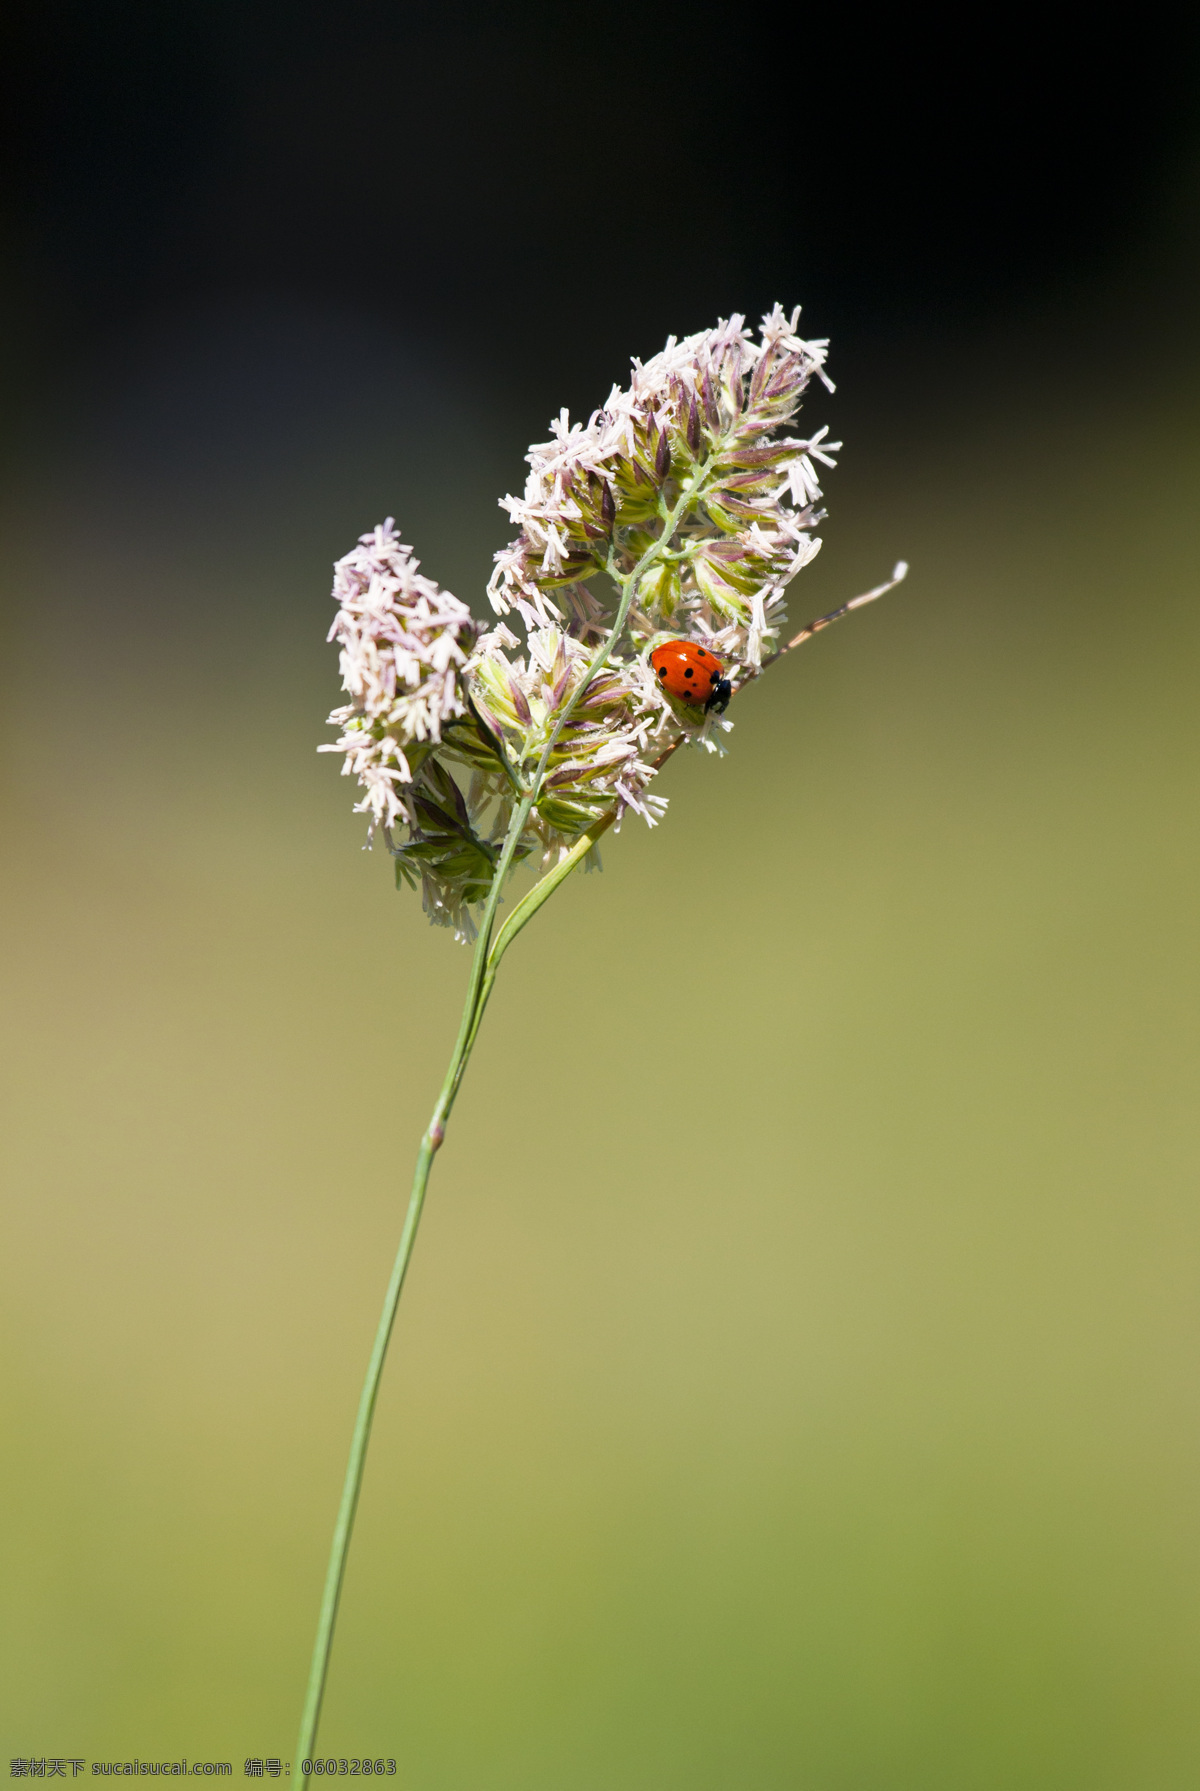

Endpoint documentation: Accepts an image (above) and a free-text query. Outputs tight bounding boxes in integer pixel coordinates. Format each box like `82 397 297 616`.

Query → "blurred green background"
4 6 1200 1783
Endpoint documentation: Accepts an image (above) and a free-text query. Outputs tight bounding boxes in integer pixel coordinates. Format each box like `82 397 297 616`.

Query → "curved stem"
294 494 700 1763
450 809 620 1099
293 813 612 1764
294 1129 437 1765
295 453 847 1764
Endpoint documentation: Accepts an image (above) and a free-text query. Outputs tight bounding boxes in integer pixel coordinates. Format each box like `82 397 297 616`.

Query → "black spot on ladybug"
684 666 694 678
658 665 667 678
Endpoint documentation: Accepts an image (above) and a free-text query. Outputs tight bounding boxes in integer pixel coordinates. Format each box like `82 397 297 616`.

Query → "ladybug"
649 639 732 713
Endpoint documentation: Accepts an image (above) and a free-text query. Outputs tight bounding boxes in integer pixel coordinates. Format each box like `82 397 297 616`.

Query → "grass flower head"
301 308 905 1767
322 309 880 939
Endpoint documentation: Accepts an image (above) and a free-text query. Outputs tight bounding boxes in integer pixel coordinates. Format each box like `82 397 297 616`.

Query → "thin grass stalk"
294 460 721 1764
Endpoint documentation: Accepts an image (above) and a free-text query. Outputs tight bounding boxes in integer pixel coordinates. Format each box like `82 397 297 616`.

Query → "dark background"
4 5 1200 1780
5 1 1200 423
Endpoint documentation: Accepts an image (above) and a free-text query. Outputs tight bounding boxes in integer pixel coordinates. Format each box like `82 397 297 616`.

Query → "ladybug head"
706 676 732 715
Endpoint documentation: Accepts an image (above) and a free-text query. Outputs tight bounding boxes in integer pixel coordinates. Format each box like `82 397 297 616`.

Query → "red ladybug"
649 639 732 713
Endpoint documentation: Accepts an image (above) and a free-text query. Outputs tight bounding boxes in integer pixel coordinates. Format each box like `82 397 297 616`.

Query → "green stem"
296 458 717 1766
294 809 522 1766
293 1127 436 1767
451 809 619 1098
293 817 613 1768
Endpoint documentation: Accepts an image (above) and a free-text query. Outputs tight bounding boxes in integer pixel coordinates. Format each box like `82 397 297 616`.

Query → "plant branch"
293 471 714 1765
296 392 898 1758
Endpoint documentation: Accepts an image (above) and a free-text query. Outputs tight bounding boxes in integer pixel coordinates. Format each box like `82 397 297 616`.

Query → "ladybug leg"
706 677 732 714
